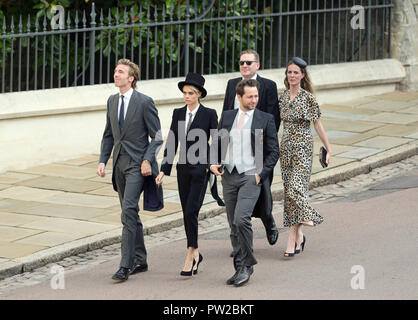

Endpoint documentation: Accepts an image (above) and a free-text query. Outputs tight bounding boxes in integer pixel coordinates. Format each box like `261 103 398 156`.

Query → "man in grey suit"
97 58 163 281
211 79 279 287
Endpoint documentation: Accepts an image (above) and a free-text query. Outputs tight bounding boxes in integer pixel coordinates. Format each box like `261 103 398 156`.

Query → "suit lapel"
178 106 187 134
256 75 265 109
225 109 238 132
251 109 263 155
110 94 120 139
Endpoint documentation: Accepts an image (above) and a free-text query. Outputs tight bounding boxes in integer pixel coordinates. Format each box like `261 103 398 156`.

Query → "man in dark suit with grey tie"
97 58 163 282
223 49 280 250
211 79 279 287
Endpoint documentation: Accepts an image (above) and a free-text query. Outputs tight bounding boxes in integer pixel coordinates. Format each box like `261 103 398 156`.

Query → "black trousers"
176 164 208 248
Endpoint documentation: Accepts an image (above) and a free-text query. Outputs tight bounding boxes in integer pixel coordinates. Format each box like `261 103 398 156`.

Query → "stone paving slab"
353 136 414 149
58 155 101 166
0 199 44 213
320 118 384 133
320 104 379 115
0 243 47 260
0 172 40 185
0 184 10 191
0 186 62 202
353 99 417 112
16 176 106 193
19 217 118 238
0 212 46 227
372 91 418 101
0 226 44 242
397 105 418 114
16 164 97 180
13 203 116 220
335 147 384 159
15 232 84 248
321 110 369 121
39 192 119 209
363 112 418 125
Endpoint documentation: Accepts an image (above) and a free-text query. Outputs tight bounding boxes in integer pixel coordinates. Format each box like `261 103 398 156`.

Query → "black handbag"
319 146 328 168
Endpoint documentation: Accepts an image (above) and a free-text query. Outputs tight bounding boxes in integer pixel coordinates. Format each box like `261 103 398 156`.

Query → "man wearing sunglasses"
222 49 280 132
222 49 280 254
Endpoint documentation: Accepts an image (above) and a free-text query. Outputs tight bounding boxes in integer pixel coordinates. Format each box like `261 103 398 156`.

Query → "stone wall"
391 0 418 91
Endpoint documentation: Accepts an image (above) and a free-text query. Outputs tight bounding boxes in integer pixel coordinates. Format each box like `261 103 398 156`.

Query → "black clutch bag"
319 146 328 168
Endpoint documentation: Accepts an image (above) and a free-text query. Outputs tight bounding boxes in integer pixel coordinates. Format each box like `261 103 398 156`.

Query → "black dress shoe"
226 269 240 285
234 266 254 287
267 229 279 245
129 263 148 275
112 267 129 281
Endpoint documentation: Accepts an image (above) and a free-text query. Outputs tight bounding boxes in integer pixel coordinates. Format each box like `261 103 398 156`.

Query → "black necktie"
119 95 125 128
186 112 193 133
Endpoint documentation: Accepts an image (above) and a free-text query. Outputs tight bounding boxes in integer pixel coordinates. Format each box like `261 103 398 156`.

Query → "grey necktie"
186 112 193 133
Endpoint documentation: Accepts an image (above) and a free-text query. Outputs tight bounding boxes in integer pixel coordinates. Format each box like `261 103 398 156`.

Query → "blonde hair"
117 58 140 89
284 61 315 94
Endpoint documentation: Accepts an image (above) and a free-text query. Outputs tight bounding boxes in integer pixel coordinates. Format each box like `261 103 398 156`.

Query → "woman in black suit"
156 72 218 276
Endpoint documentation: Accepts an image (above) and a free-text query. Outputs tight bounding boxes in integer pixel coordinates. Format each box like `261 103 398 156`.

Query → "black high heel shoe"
193 253 203 275
180 258 196 276
295 235 306 254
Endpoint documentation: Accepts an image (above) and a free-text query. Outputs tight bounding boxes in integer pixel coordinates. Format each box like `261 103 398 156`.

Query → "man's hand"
210 164 224 176
141 160 152 176
97 163 106 177
255 173 261 185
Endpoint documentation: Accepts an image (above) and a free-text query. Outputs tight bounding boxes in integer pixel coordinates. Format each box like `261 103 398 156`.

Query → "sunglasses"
239 60 257 66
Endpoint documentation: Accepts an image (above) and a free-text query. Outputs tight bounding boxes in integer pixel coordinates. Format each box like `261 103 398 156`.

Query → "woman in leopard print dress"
279 57 332 258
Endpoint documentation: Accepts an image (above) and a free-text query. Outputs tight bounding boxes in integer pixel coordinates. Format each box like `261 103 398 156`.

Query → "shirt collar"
238 107 254 118
242 74 258 80
120 87 134 100
187 104 200 116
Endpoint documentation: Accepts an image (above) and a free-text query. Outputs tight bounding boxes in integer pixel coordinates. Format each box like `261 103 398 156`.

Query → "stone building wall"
392 0 418 90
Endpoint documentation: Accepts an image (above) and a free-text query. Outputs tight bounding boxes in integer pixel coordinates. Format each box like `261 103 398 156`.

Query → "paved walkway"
0 90 417 279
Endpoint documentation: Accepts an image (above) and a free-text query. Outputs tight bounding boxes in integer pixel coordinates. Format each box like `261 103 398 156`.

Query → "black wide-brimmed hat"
178 72 207 98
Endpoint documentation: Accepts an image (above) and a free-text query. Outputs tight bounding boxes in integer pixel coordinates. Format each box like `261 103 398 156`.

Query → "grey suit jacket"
99 89 163 210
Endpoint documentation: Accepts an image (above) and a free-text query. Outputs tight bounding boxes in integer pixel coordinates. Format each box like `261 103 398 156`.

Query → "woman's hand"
326 151 331 165
155 172 165 186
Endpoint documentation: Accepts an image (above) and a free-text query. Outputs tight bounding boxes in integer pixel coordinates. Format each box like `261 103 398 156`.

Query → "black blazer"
161 104 218 176
222 74 280 131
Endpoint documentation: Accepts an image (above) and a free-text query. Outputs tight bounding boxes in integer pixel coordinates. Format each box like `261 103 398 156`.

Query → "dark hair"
284 60 315 94
236 79 260 96
117 58 140 89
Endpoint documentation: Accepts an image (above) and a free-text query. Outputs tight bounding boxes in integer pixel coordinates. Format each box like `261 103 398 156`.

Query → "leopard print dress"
279 88 324 227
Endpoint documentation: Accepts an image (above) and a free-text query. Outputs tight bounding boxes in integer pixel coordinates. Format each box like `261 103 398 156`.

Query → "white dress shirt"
237 107 255 127
185 104 200 135
118 87 134 121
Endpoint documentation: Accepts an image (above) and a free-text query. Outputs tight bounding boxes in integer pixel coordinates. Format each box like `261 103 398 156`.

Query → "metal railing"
0 0 393 93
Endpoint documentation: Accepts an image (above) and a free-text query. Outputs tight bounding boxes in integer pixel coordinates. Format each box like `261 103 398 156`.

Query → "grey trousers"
114 153 147 269
221 169 261 270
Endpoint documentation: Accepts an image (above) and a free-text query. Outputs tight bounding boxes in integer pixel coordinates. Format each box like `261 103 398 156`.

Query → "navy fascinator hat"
291 57 308 68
